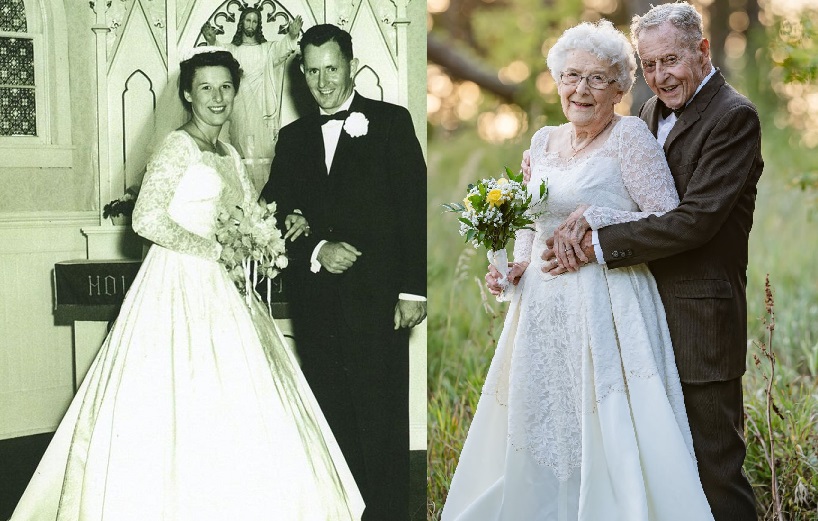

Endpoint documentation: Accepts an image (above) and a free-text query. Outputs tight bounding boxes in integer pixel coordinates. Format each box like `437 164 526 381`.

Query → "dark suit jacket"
597 71 763 383
261 93 426 334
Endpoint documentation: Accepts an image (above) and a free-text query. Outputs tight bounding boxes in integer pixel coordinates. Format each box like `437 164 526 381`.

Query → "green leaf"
507 167 523 183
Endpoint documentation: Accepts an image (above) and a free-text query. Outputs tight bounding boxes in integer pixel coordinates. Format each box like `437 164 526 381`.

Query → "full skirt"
11 245 364 520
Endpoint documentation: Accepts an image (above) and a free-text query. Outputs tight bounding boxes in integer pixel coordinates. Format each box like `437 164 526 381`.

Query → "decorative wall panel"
0 35 36 136
0 0 26 32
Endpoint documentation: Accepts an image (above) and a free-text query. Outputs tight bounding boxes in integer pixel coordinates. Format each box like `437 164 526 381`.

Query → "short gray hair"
631 2 704 52
546 20 636 93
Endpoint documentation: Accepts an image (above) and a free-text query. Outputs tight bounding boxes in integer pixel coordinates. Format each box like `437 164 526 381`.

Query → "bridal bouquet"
443 167 547 297
215 201 288 312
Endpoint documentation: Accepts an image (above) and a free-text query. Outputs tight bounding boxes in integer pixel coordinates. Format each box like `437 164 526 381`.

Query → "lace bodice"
133 131 257 260
512 116 679 265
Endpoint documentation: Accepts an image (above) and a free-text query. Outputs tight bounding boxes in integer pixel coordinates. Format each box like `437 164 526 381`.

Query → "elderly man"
513 3 762 519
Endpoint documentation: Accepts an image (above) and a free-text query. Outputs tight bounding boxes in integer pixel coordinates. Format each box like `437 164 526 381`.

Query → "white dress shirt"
319 93 356 172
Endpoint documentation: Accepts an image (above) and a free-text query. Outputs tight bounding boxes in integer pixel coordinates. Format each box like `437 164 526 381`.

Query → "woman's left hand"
284 212 310 241
553 204 590 271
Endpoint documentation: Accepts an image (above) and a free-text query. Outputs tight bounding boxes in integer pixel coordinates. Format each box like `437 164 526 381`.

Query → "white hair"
631 2 704 51
546 19 637 93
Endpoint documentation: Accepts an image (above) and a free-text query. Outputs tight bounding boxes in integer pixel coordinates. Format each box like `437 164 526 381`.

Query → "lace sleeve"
512 229 534 263
228 143 258 205
512 126 552 262
132 132 222 260
583 118 679 229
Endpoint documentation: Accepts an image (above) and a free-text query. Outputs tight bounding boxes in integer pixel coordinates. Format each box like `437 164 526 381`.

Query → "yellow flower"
463 196 473 210
487 188 503 207
496 178 509 185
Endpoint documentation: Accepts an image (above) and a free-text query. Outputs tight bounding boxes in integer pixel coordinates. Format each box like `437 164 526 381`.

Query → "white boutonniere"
343 112 369 138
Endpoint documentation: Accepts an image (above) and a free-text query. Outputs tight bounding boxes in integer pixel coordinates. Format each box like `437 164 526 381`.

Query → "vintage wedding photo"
428 0 817 520
0 0 426 520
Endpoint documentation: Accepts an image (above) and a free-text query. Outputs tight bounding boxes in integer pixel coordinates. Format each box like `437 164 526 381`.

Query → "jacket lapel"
305 113 329 176
642 96 660 137
328 92 364 178
663 70 725 153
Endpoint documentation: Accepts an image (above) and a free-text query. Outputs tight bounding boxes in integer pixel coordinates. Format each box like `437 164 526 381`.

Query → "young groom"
261 24 426 520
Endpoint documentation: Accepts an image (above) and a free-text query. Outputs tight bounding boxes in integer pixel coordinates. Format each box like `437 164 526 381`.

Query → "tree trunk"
625 0 656 114
709 0 731 80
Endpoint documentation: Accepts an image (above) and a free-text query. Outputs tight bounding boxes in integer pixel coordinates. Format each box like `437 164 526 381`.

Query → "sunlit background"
428 0 818 147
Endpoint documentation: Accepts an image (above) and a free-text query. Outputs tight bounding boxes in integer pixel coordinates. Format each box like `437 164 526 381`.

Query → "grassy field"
426 123 818 520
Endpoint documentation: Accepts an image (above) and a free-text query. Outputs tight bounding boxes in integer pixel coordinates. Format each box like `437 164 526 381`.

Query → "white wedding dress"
11 131 364 521
442 117 714 521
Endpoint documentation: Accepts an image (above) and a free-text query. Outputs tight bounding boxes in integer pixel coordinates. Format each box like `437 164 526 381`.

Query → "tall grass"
427 126 818 520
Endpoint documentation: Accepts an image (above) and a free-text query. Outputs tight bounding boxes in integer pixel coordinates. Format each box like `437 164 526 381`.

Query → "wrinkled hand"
485 261 528 296
283 213 309 241
288 15 303 39
394 300 427 329
541 233 595 275
201 22 217 45
552 204 590 270
317 241 362 274
521 149 531 185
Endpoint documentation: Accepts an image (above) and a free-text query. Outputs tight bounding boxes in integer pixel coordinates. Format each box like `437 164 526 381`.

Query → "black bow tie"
660 103 684 119
318 110 350 125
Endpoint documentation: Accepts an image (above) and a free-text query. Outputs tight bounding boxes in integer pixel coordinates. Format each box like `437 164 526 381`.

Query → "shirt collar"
685 65 716 108
319 92 356 116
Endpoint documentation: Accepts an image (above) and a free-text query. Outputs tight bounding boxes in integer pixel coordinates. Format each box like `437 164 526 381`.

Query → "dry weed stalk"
752 274 785 521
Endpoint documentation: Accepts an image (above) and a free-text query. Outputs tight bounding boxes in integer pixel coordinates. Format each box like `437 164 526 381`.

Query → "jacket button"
626 249 633 256
328 226 334 233
612 251 620 258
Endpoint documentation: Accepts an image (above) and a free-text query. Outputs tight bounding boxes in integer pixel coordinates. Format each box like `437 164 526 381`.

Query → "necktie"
318 110 350 125
660 103 684 119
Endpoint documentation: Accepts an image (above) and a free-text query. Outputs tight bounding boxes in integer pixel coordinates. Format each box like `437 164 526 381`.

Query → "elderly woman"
441 21 714 521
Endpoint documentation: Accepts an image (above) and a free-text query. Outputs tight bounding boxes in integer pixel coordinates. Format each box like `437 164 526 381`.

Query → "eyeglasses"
640 54 682 73
559 71 616 90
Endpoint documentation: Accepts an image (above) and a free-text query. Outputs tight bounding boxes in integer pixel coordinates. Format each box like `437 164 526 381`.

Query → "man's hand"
317 241 362 274
521 149 531 184
283 213 309 241
287 15 303 40
542 233 595 275
552 204 590 270
201 22 217 45
485 261 529 296
394 300 427 330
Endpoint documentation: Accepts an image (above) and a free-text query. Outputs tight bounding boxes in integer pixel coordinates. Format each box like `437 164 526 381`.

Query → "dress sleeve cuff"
398 293 426 301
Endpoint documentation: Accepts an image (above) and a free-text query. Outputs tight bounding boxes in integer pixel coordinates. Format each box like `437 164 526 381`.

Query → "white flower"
275 255 289 269
344 112 369 138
